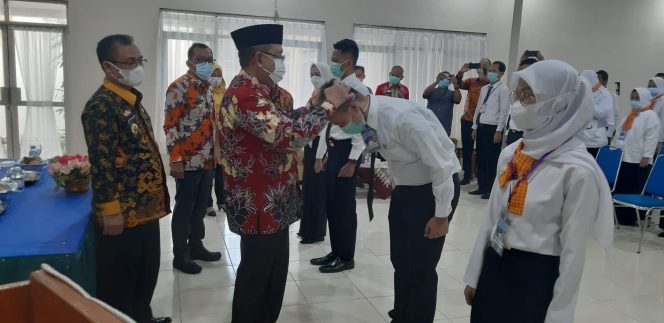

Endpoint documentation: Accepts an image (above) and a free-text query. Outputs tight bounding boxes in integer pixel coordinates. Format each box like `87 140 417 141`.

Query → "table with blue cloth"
0 169 94 294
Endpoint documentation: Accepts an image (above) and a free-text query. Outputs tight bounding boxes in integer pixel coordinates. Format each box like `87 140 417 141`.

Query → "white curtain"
156 11 326 150
14 28 63 158
354 26 487 142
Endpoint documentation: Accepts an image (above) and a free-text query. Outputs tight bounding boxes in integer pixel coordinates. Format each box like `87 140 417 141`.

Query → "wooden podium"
0 270 125 323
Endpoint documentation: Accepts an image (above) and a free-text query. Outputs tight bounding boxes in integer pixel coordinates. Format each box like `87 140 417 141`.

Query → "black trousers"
96 221 160 323
300 137 327 240
389 174 460 323
172 170 213 258
232 229 289 323
587 147 600 158
208 164 225 208
471 248 560 323
614 162 652 225
325 138 357 261
476 124 501 193
460 118 475 180
506 129 524 146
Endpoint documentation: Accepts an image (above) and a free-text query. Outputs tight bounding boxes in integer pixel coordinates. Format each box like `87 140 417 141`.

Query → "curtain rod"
354 24 486 37
160 8 325 25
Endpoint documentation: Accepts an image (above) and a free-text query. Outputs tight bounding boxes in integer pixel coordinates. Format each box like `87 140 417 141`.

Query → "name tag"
490 207 511 257
362 128 380 153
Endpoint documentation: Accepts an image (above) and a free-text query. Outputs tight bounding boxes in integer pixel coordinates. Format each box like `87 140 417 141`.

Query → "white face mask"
261 53 286 84
110 63 144 87
311 75 325 90
510 100 550 131
210 77 224 88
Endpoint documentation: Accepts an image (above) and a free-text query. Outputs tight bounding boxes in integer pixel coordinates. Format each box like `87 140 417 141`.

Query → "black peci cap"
231 24 283 50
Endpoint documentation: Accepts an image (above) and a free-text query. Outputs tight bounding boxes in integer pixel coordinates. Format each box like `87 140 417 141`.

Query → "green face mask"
389 75 401 86
341 114 367 135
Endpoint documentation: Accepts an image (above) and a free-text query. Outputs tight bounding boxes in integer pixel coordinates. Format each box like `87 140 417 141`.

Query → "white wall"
519 0 664 118
66 0 514 153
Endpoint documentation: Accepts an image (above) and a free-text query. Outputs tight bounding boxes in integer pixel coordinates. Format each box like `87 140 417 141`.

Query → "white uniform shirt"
314 73 369 160
472 81 510 131
653 96 664 142
464 140 601 323
612 110 661 164
366 95 461 217
579 87 613 148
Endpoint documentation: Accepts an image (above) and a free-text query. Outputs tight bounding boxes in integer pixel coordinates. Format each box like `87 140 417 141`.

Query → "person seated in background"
611 88 661 226
650 77 664 237
354 65 373 94
463 60 614 323
376 65 409 99
422 71 462 135
456 58 491 185
578 69 614 157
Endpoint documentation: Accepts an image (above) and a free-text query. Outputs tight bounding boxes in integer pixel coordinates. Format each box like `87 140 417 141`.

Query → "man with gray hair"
376 65 410 99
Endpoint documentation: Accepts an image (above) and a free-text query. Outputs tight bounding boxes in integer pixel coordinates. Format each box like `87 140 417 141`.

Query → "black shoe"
319 258 355 273
300 238 324 244
469 189 484 195
459 178 471 185
206 209 217 217
190 244 222 262
658 232 664 238
173 257 202 274
388 309 396 319
310 252 336 266
151 317 172 323
481 193 490 200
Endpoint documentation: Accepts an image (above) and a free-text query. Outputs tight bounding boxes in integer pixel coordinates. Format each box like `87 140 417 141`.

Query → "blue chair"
613 154 664 253
596 146 623 228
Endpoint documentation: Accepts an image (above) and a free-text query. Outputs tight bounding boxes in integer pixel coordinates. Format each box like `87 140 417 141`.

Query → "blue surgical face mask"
649 87 660 97
195 62 213 80
330 60 348 78
487 72 499 83
630 100 643 110
439 80 450 88
341 114 366 135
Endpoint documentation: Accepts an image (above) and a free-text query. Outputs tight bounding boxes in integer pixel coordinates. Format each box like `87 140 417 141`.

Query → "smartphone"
526 50 539 57
468 63 481 69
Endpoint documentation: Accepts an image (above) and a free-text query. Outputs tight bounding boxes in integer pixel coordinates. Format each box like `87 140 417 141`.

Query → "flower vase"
64 177 89 193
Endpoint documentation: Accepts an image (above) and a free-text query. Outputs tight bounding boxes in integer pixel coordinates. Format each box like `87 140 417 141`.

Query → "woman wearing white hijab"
578 69 614 157
299 63 336 243
611 87 661 226
463 60 614 323
647 77 664 153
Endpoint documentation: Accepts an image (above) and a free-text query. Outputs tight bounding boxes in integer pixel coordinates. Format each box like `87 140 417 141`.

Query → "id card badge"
490 206 511 257
617 129 627 142
361 127 380 153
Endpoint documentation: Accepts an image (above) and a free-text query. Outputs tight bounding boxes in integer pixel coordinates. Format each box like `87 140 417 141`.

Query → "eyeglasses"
511 89 536 104
110 58 148 69
193 57 216 64
260 51 286 60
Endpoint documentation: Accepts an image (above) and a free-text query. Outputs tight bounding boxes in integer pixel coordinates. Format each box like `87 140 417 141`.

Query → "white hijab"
633 87 653 107
511 60 614 249
650 77 664 94
313 63 335 85
581 69 600 87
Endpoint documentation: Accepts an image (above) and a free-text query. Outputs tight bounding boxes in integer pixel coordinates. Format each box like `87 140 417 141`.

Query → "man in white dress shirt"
310 39 368 273
319 80 461 323
471 61 510 199
597 70 619 140
578 69 614 157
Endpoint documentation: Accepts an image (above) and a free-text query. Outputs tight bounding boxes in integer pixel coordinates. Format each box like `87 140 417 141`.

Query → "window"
354 25 487 139
157 10 326 149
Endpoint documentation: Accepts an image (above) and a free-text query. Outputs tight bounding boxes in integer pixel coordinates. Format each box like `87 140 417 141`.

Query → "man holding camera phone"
456 58 491 185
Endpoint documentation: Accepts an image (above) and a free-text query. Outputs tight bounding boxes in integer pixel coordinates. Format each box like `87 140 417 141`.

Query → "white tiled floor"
153 180 664 322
